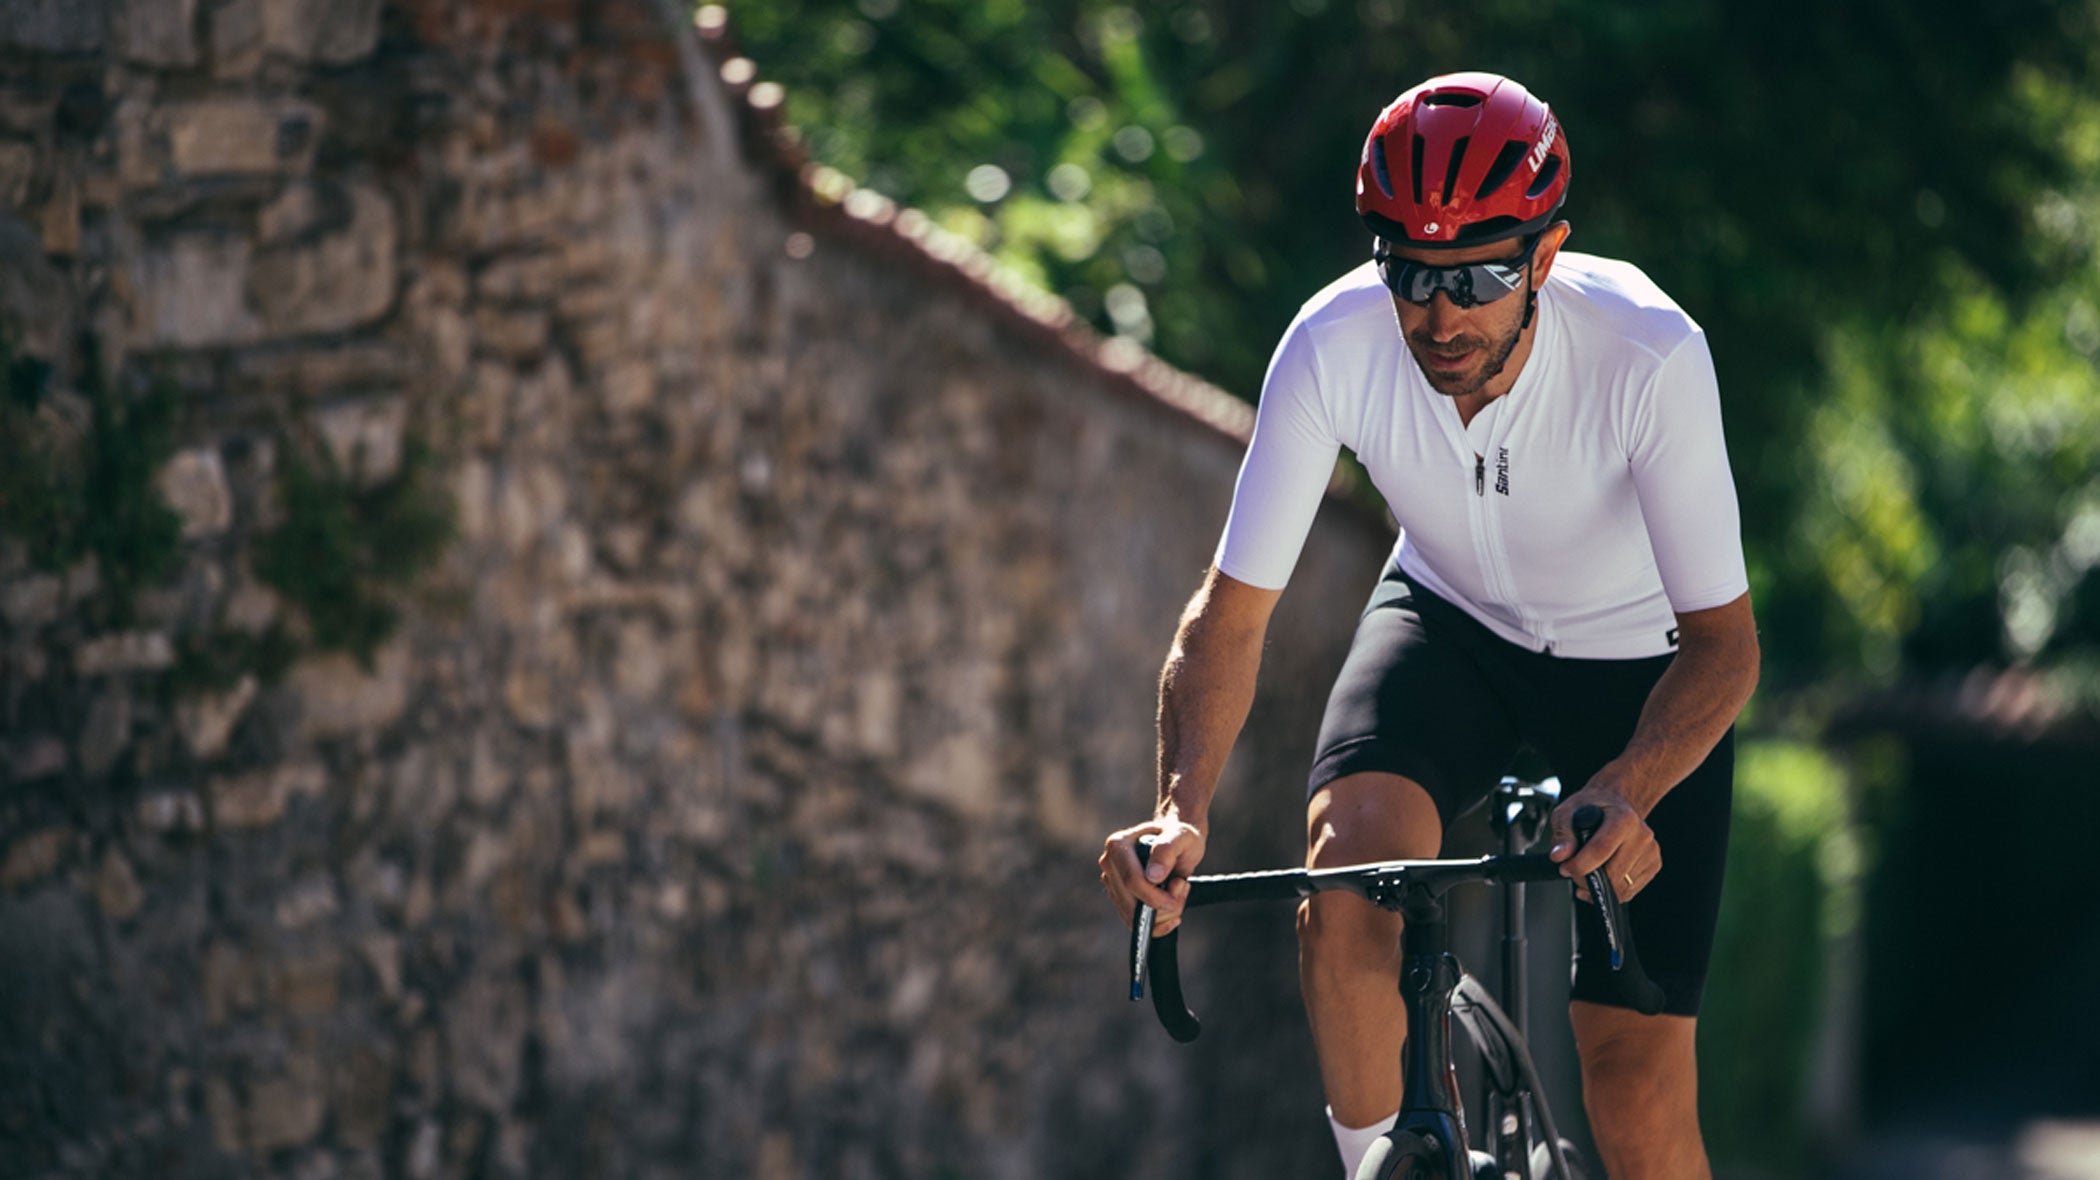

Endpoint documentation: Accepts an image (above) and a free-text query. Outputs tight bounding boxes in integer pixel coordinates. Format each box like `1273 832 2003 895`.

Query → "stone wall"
0 3 1392 1177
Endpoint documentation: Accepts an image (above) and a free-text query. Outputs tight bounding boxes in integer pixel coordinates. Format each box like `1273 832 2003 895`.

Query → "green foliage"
1700 739 1858 1171
0 327 184 624
167 625 301 695
253 438 454 665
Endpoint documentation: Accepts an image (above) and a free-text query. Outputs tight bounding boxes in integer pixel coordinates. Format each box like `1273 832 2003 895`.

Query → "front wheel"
1528 1137 1591 1180
1358 1130 1443 1180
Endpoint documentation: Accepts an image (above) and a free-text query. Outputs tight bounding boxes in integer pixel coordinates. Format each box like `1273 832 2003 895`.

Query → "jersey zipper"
1474 395 1551 651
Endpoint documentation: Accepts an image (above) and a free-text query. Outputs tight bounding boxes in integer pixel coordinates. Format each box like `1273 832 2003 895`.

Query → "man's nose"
1422 292 1467 340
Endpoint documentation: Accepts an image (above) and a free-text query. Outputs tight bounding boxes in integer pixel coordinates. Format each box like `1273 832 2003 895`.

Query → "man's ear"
1531 220 1573 285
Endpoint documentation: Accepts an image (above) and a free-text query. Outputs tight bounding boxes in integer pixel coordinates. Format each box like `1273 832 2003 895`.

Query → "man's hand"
1547 773 1660 902
1099 815 1207 936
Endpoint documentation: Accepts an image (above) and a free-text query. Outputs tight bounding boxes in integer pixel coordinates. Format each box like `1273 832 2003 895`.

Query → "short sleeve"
1625 333 1750 613
1212 322 1341 590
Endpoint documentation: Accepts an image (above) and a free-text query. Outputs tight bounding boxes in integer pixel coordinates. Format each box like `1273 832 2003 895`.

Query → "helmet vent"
1410 134 1425 205
1524 154 1563 200
1370 137 1395 199
1440 136 1469 204
1421 92 1483 108
1477 139 1528 200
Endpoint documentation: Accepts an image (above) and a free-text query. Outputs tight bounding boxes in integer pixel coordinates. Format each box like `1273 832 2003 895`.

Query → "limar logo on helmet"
1424 222 1439 234
1529 113 1559 174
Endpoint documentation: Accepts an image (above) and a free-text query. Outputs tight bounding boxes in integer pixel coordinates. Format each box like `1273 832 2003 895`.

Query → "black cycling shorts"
1307 565 1733 1017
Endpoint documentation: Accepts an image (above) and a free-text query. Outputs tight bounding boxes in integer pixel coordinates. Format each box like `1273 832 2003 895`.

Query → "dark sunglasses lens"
1382 259 1524 307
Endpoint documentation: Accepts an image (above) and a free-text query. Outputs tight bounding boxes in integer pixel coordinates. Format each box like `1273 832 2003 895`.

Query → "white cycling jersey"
1214 251 1748 659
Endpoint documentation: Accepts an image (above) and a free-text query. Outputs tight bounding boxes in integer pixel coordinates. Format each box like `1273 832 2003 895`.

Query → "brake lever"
1129 836 1201 1040
1130 836 1158 1000
1569 805 1666 1016
1569 807 1622 964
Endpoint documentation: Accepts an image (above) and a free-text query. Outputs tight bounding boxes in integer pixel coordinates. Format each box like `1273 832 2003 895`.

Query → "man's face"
1385 234 1544 399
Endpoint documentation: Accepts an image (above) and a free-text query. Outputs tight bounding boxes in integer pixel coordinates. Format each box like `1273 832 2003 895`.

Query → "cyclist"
1099 72 1758 1180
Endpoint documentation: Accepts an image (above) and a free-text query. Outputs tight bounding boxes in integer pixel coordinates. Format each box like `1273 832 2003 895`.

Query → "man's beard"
1409 315 1523 397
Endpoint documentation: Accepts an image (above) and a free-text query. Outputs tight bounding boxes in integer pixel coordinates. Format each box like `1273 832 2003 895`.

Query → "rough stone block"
462 363 511 449
209 760 325 829
445 976 528 1112
114 0 198 66
75 630 176 675
601 361 655 416
1 573 64 628
3 733 67 780
224 577 282 634
427 305 471 382
94 850 144 921
312 396 407 485
36 162 79 255
358 932 402 999
233 340 410 396
250 182 397 337
245 1056 326 1154
273 946 342 1011
264 0 381 64
0 0 107 53
453 458 492 540
902 732 1000 818
136 788 206 833
205 1076 243 1153
273 875 340 930
332 1049 393 1150
208 0 263 76
132 234 264 348
77 684 133 777
256 181 326 244
157 447 234 538
502 664 556 729
290 642 409 740
177 673 258 758
475 253 563 303
472 307 549 362
510 360 574 452
0 826 74 890
166 97 322 177
0 142 36 209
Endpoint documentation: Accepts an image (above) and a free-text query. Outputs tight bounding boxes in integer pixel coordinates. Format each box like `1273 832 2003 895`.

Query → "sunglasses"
1373 236 1539 308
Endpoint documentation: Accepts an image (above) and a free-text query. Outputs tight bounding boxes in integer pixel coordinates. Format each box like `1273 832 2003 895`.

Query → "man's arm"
1098 567 1283 933
1549 591 1759 896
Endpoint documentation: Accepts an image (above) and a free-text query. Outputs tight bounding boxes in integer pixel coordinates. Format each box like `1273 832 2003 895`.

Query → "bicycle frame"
1130 785 1662 1180
1382 856 1576 1180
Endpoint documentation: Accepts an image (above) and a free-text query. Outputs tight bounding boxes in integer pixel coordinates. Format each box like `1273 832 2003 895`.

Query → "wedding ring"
1621 871 1635 889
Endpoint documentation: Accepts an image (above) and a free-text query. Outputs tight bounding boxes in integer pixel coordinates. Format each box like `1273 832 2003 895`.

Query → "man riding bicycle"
1099 72 1759 1180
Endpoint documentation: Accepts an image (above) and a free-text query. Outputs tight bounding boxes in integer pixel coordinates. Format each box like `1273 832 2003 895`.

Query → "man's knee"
1305 771 1442 866
1573 1004 1697 1100
1297 772 1440 977
1572 1002 1705 1173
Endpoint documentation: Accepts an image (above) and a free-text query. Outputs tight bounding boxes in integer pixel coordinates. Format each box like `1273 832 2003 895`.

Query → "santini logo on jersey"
1529 115 1558 174
1495 446 1510 496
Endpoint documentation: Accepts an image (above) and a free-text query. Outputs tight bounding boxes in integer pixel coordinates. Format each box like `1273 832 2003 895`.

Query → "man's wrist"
1156 802 1208 832
1588 759 1664 816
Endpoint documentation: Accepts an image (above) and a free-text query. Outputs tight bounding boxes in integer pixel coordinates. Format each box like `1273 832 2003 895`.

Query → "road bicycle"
1129 777 1665 1180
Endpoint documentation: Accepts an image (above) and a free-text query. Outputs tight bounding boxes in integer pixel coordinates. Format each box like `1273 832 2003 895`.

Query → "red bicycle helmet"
1356 72 1570 250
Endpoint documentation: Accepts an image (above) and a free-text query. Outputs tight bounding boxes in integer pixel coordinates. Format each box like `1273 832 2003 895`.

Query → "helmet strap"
1520 261 1538 330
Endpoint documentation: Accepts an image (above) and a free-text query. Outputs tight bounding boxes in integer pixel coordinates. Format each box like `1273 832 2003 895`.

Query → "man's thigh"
1307 570 1524 827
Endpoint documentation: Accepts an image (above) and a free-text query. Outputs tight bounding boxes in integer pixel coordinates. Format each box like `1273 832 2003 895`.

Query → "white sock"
1328 1105 1399 1180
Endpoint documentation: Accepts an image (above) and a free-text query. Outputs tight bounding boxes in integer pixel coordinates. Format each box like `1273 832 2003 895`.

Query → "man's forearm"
1155 581 1269 826
1602 597 1760 814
